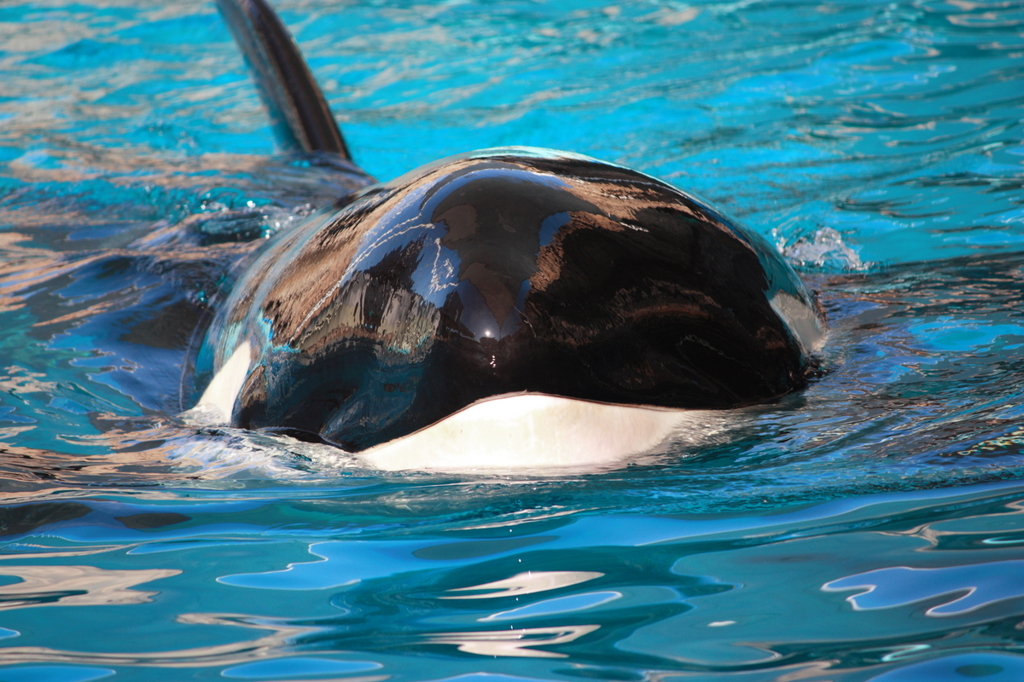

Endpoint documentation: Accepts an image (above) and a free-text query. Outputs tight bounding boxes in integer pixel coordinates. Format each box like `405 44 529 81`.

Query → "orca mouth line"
190 0 827 472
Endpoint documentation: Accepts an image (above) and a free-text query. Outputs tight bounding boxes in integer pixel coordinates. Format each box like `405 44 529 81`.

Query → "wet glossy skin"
200 148 822 451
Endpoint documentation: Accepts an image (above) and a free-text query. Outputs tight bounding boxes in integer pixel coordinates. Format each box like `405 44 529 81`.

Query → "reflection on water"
480 591 621 622
0 612 317 668
425 624 601 658
0 484 1022 675
824 560 1024 616
0 503 91 536
441 571 604 600
867 652 1024 682
221 657 383 680
0 565 179 610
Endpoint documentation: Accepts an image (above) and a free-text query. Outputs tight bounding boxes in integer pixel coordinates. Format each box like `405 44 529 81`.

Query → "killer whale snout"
193 0 826 468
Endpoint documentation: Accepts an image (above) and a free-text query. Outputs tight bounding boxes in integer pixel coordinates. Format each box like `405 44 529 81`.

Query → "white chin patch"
184 341 251 425
357 393 715 473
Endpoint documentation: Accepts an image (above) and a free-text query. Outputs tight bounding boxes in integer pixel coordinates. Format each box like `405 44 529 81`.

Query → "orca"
191 0 825 471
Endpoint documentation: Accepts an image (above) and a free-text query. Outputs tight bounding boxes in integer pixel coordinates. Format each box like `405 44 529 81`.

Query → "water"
1 0 1023 679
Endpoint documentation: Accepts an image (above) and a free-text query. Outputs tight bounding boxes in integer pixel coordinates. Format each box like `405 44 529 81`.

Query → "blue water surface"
1 0 1023 680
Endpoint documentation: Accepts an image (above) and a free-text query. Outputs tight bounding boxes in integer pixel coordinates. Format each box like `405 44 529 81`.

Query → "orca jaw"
189 379 719 473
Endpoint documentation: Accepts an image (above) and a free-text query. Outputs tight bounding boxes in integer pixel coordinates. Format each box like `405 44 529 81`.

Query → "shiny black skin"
217 0 353 159
203 149 820 451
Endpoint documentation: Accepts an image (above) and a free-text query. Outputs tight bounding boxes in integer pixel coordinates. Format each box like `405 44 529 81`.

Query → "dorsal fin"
217 0 352 160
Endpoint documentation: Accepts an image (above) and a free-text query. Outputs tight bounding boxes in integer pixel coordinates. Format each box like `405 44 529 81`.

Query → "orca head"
195 148 825 454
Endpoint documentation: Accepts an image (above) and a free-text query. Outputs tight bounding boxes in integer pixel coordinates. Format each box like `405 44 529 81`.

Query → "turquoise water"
1 0 1024 679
